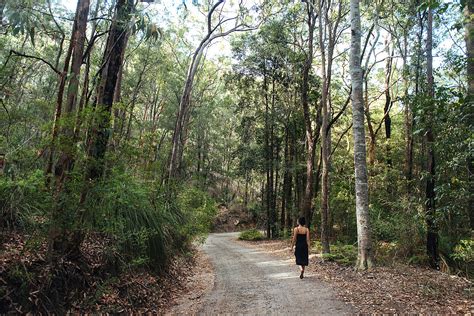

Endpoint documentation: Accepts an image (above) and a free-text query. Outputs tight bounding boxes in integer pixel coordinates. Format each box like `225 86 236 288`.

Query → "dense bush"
451 239 474 277
82 171 216 272
239 229 264 241
178 186 217 241
316 241 358 266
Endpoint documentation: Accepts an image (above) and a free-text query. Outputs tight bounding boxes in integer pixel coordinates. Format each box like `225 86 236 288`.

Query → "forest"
0 0 472 313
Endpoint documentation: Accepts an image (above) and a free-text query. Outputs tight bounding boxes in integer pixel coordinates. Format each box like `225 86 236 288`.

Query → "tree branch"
330 122 352 157
208 0 225 34
9 50 60 75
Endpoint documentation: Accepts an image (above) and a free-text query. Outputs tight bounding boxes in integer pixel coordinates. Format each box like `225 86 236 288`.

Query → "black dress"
295 233 309 266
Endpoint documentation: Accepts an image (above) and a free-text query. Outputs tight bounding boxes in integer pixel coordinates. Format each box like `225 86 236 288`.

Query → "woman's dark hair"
297 217 306 226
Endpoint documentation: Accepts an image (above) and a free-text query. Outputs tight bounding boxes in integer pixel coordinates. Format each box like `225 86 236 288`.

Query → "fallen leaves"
0 231 211 314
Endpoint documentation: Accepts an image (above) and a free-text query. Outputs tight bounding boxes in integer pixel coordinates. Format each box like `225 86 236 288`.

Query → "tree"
167 0 260 180
425 5 438 269
318 0 345 254
464 0 474 230
46 0 91 259
76 0 135 244
300 0 320 229
350 0 374 270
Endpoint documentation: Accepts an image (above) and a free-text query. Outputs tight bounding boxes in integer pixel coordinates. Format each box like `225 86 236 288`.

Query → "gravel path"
199 233 354 315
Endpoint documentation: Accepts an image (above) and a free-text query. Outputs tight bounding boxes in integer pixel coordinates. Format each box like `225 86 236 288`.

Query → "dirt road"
198 233 353 315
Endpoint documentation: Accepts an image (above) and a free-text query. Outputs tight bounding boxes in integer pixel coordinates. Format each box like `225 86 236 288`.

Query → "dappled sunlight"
255 260 287 267
267 247 291 254
268 272 300 280
243 250 267 255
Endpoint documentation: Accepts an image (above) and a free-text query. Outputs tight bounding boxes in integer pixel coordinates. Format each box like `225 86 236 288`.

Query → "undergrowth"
0 169 217 313
239 229 265 241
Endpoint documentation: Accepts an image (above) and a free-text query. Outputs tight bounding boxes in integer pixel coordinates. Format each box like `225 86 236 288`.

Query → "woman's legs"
299 265 305 278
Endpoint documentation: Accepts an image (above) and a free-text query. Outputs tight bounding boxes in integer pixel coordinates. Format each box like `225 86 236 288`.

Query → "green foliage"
239 229 265 241
451 240 474 276
318 242 358 266
81 171 216 272
177 186 217 241
82 173 169 270
0 170 51 230
452 240 474 263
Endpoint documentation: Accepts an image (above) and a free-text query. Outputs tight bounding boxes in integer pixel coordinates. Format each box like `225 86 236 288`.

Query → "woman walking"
290 217 310 279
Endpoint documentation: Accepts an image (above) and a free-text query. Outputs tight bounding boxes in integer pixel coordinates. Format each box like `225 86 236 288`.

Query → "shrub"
177 186 217 241
0 170 51 230
451 239 474 277
83 171 184 272
320 242 357 266
239 229 264 241
83 172 217 273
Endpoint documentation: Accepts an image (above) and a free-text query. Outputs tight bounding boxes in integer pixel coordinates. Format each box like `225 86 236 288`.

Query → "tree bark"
350 0 374 270
383 37 393 169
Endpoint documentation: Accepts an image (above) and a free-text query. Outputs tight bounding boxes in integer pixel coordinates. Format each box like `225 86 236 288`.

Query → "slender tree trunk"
79 0 133 210
74 0 100 143
168 46 205 179
112 32 129 148
45 13 77 185
263 65 271 238
425 8 438 269
47 0 90 259
465 0 474 230
281 125 289 230
319 0 330 254
274 137 280 237
384 37 393 169
403 33 413 186
364 77 376 168
301 2 316 228
53 0 90 186
350 0 374 270
286 121 295 232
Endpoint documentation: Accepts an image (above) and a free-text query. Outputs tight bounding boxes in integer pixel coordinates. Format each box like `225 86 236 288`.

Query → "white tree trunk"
350 0 374 270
